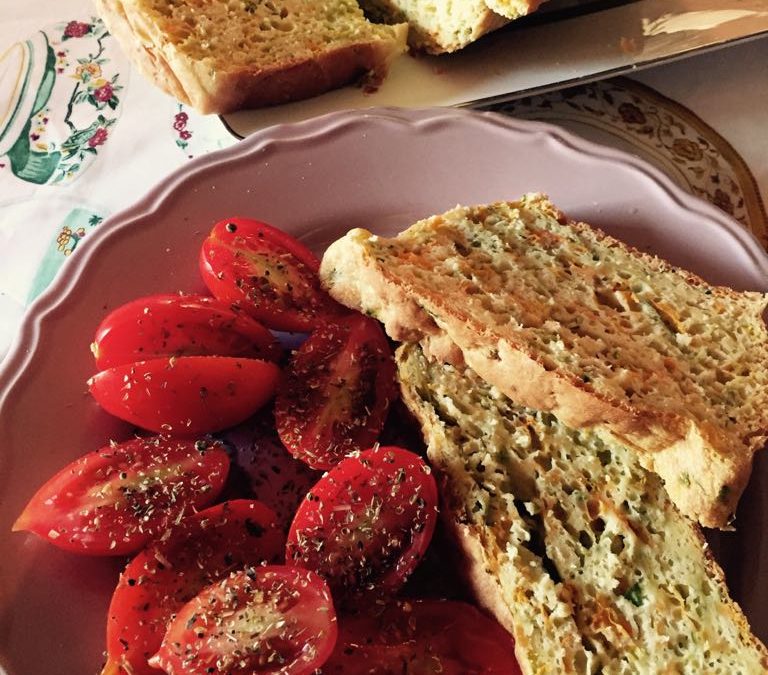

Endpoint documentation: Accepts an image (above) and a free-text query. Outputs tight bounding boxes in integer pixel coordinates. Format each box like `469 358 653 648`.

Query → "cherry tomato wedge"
275 315 397 470
103 500 284 675
321 600 522 674
152 566 338 675
217 410 321 533
91 293 281 369
12 436 228 555
88 356 280 435
199 217 347 332
286 446 437 604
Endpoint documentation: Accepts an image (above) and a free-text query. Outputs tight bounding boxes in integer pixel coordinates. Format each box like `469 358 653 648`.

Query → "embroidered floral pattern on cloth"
0 0 238 358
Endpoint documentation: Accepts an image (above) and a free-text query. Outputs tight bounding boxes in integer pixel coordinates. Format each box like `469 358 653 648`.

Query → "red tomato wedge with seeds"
199 217 347 332
151 566 338 675
12 436 228 555
102 500 284 675
286 446 437 604
91 293 281 369
275 315 397 470
88 356 280 435
321 599 522 674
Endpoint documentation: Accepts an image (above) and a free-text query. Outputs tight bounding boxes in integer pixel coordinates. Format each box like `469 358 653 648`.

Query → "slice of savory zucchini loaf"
397 344 768 674
95 0 407 113
319 194 768 528
360 0 543 53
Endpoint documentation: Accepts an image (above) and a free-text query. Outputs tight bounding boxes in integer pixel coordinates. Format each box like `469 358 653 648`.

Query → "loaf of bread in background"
319 194 768 528
360 0 544 53
397 343 768 674
95 0 407 113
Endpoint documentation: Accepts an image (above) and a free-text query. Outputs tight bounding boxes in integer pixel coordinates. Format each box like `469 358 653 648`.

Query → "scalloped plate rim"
3 106 767 408
2 105 768 673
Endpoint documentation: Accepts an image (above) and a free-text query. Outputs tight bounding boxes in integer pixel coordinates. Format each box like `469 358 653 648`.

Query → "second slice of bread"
397 344 768 674
319 194 768 528
360 0 544 53
95 0 408 113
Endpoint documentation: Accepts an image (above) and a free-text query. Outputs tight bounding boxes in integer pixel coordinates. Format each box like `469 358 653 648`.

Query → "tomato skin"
88 356 280 435
321 600 522 675
104 500 284 675
12 437 228 556
92 293 281 369
199 217 347 332
275 315 398 470
286 446 438 604
152 566 338 675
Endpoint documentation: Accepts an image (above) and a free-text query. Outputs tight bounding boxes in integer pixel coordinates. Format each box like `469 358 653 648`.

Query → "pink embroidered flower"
64 21 91 38
179 130 192 140
88 127 108 148
93 83 114 103
173 112 189 132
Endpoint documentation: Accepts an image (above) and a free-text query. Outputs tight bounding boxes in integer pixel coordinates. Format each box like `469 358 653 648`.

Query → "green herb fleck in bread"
95 0 407 113
319 194 768 528
397 343 768 674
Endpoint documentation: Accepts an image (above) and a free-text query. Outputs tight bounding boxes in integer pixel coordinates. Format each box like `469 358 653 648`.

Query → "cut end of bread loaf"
360 0 543 53
319 195 768 528
95 0 407 113
397 344 768 674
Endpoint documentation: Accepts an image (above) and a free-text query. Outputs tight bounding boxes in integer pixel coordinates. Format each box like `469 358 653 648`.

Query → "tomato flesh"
88 355 280 435
12 436 228 555
275 315 397 470
286 446 437 604
217 410 321 532
321 600 522 674
199 217 346 332
103 500 284 675
152 566 338 675
91 293 281 369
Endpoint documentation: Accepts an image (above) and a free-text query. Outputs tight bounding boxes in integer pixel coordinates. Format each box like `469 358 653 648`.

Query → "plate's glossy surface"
1 107 767 674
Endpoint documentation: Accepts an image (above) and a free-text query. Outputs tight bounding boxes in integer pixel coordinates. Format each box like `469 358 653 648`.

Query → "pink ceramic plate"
1 107 766 673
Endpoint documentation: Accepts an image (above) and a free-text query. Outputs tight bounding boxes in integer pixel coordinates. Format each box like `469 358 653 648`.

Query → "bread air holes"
258 17 293 31
573 650 590 673
589 516 606 540
610 533 625 555
594 287 627 313
532 452 552 472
